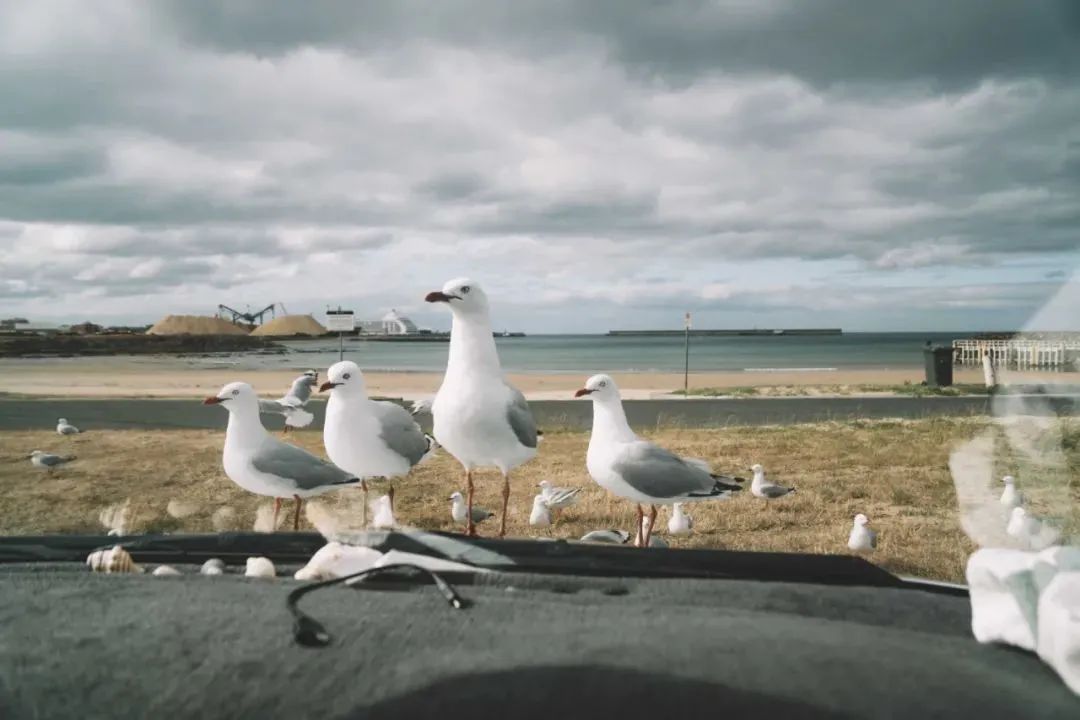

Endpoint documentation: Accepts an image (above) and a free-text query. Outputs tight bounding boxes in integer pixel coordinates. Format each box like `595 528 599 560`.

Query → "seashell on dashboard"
87 545 143 574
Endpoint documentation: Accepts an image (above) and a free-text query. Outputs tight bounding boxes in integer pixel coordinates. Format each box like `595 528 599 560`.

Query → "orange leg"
388 482 395 514
466 470 477 537
361 480 369 527
499 474 511 538
634 505 645 547
643 505 658 547
273 498 282 529
293 495 303 531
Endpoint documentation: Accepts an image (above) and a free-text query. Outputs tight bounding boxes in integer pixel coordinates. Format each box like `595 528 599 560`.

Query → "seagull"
529 494 552 527
320 361 435 523
576 374 743 548
579 529 632 545
56 418 80 436
450 491 495 527
848 514 877 552
750 464 796 504
30 450 76 473
1005 507 1060 549
537 480 582 511
259 370 318 434
370 495 396 530
204 382 360 531
668 503 693 535
426 278 539 537
1000 475 1022 510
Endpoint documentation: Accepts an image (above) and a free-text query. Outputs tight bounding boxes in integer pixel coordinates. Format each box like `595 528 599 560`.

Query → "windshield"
0 1 1077 585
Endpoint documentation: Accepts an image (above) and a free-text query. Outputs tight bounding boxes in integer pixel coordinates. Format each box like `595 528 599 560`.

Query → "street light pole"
684 312 692 397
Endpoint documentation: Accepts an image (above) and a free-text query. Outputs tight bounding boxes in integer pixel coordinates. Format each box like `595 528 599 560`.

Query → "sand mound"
250 315 327 337
146 315 249 336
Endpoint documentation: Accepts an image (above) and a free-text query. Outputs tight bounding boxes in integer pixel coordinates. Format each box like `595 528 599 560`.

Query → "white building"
357 309 419 336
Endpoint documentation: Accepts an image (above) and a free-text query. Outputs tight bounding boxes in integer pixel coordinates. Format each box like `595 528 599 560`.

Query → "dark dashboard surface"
1 535 1077 719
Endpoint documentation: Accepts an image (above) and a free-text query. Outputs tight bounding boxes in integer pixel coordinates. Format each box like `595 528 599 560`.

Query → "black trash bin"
924 345 954 387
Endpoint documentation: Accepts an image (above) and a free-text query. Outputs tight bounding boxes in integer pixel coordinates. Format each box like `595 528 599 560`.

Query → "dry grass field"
1 417 1076 583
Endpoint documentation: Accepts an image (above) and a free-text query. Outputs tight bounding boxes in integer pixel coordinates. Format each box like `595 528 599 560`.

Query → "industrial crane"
216 303 287 327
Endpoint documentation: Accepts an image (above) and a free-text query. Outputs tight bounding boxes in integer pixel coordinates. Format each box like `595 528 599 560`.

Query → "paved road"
1 395 1075 431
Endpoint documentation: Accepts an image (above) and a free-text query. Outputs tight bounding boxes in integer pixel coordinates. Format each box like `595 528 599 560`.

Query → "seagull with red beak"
203 381 360 531
576 374 744 547
425 278 539 537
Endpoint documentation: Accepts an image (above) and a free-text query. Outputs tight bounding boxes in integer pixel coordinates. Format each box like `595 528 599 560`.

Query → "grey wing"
614 442 715 499
250 437 358 492
40 454 67 466
374 402 430 467
471 507 495 523
869 530 878 549
259 399 286 416
287 376 315 405
503 383 538 449
761 484 794 499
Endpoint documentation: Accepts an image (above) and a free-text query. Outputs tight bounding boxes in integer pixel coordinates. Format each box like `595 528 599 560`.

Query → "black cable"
286 563 467 648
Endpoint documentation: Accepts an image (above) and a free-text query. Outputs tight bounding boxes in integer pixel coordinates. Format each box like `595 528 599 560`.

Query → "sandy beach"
0 359 1075 399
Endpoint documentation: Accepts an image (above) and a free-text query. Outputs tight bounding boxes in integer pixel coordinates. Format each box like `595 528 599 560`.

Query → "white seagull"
848 514 877 552
56 418 81 436
579 529 632 545
668 503 693 536
30 450 76 473
576 374 744 547
259 370 318 434
320 361 435 523
999 475 1022 510
537 480 582 512
426 278 539 537
750 464 796 504
529 494 552 527
449 491 495 527
204 382 360 531
1005 507 1060 549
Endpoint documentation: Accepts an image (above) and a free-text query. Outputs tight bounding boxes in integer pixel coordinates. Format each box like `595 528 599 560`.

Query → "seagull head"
575 374 619 400
750 463 765 476
448 491 464 503
203 381 257 412
537 480 552 490
1003 475 1016 486
30 450 44 458
854 514 870 527
321 361 366 395
425 277 490 316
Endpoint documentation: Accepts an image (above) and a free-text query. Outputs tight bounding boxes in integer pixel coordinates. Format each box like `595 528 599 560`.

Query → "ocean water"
192 332 966 374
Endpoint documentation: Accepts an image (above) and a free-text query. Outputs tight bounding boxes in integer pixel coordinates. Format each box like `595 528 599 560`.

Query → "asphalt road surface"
1 395 1075 432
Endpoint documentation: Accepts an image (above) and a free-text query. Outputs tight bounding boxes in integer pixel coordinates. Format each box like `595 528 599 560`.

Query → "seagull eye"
231 389 239 396
343 373 351 380
599 381 607 388
461 286 471 294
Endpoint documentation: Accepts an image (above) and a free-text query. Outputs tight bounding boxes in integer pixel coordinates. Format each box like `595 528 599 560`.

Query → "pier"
607 328 842 337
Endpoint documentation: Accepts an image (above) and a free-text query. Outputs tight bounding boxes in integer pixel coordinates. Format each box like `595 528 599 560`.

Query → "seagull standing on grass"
426 278 539 537
1000 476 1022 510
450 491 495 527
321 361 435 524
848 514 877 552
576 374 744 548
668 503 693 535
259 371 319 434
205 382 359 531
56 418 80 436
750 464 796 505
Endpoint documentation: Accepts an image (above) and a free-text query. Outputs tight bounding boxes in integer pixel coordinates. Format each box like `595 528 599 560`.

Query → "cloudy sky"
1 1 1078 333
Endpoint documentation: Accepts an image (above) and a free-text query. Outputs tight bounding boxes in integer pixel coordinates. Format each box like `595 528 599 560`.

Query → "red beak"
319 382 339 392
425 291 452 303
203 396 223 405
574 388 593 398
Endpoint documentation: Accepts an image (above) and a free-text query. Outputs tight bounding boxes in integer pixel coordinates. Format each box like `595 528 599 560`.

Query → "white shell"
201 559 226 576
294 542 382 582
87 545 142 574
245 557 276 579
152 565 182 577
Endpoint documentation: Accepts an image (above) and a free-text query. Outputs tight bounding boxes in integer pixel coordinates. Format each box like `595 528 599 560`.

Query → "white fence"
952 339 1080 370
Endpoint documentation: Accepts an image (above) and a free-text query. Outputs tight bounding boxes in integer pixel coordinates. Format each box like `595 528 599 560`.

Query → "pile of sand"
146 315 250 336
250 315 327 337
